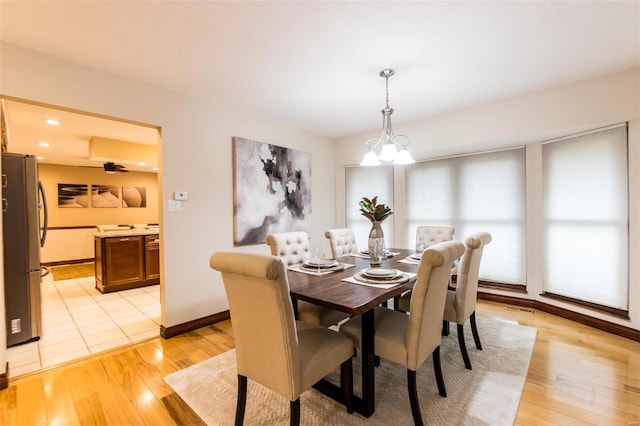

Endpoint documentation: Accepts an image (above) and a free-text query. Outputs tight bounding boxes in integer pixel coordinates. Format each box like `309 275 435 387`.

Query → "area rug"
48 262 95 280
164 317 536 425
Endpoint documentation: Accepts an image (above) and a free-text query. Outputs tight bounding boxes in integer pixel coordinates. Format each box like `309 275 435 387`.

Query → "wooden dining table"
287 248 420 418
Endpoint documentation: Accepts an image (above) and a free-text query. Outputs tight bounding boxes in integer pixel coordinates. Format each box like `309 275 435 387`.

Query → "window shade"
345 165 394 249
405 148 526 284
542 125 628 310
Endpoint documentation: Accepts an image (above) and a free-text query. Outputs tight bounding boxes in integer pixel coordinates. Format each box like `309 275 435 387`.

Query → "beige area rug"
48 262 95 280
164 317 536 425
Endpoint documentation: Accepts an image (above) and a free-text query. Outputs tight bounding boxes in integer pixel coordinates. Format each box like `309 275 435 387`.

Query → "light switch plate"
168 199 181 212
174 191 188 201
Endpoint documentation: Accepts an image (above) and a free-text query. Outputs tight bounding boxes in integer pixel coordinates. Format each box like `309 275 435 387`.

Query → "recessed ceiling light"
38 142 50 147
152 167 159 171
137 162 147 166
36 156 45 160
44 119 60 126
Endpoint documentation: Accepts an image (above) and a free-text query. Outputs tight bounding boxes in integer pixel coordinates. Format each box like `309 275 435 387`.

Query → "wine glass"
312 245 323 273
415 234 426 256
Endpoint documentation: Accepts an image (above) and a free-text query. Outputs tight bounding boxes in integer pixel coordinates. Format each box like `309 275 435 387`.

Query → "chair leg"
457 323 472 370
470 311 482 350
235 374 247 426
341 357 354 414
290 399 300 426
432 346 447 397
407 369 424 426
442 320 450 336
393 295 401 311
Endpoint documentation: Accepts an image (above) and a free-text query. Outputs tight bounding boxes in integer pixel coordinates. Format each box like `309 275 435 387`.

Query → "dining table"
287 248 421 418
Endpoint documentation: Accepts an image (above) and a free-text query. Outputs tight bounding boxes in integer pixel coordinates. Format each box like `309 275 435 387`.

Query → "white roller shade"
405 148 526 284
345 165 394 249
542 125 628 310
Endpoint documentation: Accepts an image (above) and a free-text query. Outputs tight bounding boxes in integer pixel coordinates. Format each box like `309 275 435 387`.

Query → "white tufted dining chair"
339 241 465 426
324 228 358 259
415 226 455 251
209 251 353 425
266 232 351 327
265 231 311 267
395 225 455 311
442 232 492 370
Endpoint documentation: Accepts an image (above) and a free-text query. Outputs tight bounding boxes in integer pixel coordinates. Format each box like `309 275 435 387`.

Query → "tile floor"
6 272 160 378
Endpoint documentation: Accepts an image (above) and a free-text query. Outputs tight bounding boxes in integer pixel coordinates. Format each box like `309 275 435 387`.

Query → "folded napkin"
399 257 421 265
346 251 401 259
288 262 355 276
342 270 417 289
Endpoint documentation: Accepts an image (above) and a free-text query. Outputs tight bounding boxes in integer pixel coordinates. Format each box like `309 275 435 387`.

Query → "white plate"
360 249 369 255
361 268 400 279
304 259 339 268
410 253 422 260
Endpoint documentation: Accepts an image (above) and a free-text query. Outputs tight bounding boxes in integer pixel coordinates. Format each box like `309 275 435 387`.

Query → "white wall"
336 68 640 332
0 43 337 374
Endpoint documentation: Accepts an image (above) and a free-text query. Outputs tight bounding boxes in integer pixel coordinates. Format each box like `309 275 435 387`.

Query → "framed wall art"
122 185 147 208
91 184 119 208
57 183 88 208
233 136 311 246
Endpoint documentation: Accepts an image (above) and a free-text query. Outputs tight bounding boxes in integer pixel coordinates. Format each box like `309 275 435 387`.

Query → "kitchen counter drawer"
145 235 160 245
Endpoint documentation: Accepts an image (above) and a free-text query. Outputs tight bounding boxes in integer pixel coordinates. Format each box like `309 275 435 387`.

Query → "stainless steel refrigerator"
2 152 48 346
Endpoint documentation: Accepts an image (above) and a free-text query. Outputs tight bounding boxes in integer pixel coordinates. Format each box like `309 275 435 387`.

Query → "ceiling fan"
103 162 129 174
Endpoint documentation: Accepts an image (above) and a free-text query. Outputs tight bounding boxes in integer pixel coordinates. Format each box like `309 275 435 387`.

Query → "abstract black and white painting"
233 137 311 246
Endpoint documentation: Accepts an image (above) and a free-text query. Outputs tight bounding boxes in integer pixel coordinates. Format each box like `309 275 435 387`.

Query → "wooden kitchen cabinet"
145 235 160 280
95 233 160 293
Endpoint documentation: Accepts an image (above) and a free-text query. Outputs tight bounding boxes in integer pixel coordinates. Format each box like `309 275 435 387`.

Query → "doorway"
1 96 163 378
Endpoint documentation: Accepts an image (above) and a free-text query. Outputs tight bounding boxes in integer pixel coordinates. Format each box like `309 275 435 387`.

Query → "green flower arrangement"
359 196 393 223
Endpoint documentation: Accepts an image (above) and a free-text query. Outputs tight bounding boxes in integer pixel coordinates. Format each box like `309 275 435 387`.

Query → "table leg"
360 309 375 417
310 309 377 417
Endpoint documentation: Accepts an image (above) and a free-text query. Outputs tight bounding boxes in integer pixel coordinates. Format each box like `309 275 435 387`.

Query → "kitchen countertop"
94 227 159 238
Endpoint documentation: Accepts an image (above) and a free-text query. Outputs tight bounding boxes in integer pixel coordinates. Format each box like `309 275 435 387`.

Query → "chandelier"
360 69 415 166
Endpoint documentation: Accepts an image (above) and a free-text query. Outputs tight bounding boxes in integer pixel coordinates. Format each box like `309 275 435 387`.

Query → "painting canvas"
91 184 119 208
122 186 147 208
58 184 88 208
233 137 311 246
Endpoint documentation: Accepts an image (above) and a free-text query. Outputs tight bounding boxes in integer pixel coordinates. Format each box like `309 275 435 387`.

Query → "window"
405 148 526 285
345 165 394 249
542 125 628 313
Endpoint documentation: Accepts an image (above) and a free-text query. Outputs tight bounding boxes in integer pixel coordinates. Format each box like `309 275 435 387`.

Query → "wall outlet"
11 318 21 334
174 191 188 201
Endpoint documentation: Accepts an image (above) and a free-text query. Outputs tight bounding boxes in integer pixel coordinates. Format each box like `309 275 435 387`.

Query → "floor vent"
504 306 534 313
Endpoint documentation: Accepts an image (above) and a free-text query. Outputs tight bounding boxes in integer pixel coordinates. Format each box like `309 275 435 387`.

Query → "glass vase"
368 221 385 266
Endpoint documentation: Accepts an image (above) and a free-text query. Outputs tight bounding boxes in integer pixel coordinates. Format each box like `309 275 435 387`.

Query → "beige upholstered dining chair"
395 225 456 311
339 240 465 426
266 231 351 327
415 225 455 253
265 231 311 266
324 228 358 259
442 232 492 370
209 251 354 425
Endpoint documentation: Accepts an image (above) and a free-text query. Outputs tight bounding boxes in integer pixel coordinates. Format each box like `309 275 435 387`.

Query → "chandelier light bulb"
379 143 398 162
394 147 415 165
360 150 382 166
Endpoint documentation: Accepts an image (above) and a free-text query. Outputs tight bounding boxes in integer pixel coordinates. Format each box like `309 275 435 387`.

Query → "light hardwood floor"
1 300 639 425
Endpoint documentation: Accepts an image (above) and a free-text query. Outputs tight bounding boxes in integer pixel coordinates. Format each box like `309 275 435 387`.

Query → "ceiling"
2 98 159 172
1 1 638 168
